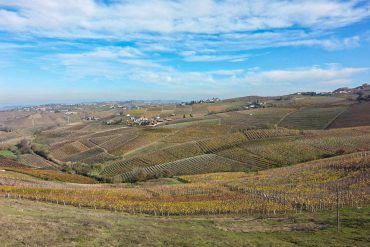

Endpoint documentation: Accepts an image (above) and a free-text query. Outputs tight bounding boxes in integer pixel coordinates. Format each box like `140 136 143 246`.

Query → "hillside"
0 90 369 246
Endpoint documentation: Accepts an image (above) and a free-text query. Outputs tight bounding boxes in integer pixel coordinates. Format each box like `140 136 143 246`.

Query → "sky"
0 0 370 105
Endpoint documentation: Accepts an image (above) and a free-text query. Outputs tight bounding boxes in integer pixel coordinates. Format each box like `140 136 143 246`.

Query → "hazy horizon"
1 0 370 105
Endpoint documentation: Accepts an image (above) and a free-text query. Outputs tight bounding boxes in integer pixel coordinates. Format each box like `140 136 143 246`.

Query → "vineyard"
0 152 368 216
1 32 370 245
243 128 301 140
100 132 248 179
117 154 248 182
63 147 116 164
1 93 369 223
279 107 346 129
98 127 370 181
244 132 370 166
1 167 97 184
215 108 294 128
329 102 370 128
19 154 58 169
0 157 27 168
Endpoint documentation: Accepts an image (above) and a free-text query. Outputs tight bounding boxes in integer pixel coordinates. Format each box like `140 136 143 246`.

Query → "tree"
31 143 50 159
131 167 148 182
16 139 31 154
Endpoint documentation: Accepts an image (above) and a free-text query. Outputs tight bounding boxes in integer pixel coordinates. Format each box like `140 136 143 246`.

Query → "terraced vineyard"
118 154 248 182
215 108 294 129
59 141 90 155
162 125 228 143
2 167 96 184
110 128 173 155
0 157 27 168
244 139 324 166
1 152 368 216
279 107 346 129
19 154 58 169
244 132 370 166
329 102 370 128
101 157 149 178
225 152 370 213
101 142 204 177
196 132 247 153
99 126 370 182
64 147 114 164
2 80 370 246
101 132 247 179
99 132 139 152
243 128 301 140
217 146 276 170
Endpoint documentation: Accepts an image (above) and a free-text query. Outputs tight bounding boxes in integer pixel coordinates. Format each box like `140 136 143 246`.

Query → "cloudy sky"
0 0 370 105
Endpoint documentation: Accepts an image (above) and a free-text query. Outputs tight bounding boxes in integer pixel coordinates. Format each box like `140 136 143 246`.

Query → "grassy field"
0 198 368 247
0 149 16 159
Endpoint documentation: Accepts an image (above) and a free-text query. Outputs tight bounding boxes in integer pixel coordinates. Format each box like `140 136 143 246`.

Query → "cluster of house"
105 114 173 126
180 98 221 106
83 116 100 121
244 101 266 109
294 84 369 96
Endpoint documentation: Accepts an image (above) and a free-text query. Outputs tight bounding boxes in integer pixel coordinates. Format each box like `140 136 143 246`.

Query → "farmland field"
1 152 368 215
216 108 294 129
279 107 346 129
1 92 369 246
329 102 370 128
19 154 58 168
0 149 16 158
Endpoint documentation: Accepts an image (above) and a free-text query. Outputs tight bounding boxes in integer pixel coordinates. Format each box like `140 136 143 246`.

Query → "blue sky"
0 0 370 105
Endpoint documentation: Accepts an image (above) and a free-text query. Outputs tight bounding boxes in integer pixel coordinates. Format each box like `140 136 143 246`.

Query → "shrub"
130 167 148 182
16 139 31 154
31 143 50 159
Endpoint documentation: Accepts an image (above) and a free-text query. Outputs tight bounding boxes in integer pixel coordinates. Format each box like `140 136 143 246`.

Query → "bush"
31 143 50 159
112 175 123 184
335 149 346 155
16 139 31 154
130 167 148 182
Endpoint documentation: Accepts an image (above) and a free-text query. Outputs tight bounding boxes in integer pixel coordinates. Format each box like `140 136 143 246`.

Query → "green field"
0 149 16 159
1 198 368 247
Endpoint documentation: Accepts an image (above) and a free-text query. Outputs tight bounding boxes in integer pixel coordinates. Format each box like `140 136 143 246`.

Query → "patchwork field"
97 127 370 182
1 93 369 246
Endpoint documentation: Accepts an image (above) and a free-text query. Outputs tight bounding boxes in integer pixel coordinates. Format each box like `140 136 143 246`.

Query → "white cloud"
58 46 143 62
53 44 368 87
141 65 368 88
181 53 249 62
280 36 361 50
246 66 368 86
0 0 367 59
0 0 369 36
